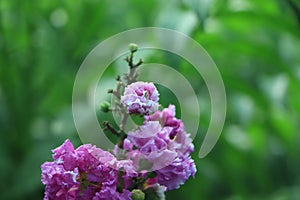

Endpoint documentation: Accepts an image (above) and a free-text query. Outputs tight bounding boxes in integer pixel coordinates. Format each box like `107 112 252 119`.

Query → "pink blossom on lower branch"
41 139 132 200
93 187 132 200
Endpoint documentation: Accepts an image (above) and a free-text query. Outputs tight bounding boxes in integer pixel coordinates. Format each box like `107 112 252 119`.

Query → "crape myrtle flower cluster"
41 43 196 200
41 140 132 200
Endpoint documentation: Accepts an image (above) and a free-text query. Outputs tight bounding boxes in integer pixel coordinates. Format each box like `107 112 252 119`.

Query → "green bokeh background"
1 0 300 199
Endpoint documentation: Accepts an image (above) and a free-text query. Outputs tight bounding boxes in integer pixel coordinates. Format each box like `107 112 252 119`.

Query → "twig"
103 121 120 137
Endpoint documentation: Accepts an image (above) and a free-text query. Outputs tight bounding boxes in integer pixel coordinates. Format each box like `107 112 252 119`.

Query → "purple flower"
122 105 196 190
155 155 196 190
93 187 132 200
121 82 159 115
145 104 184 139
41 139 132 200
145 104 194 155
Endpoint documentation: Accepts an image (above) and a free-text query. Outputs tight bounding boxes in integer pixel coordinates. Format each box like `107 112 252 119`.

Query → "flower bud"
129 43 138 53
131 189 145 200
100 101 110 113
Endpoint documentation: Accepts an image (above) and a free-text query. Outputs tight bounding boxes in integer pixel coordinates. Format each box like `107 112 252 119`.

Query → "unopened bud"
131 189 145 200
129 43 138 53
100 101 110 113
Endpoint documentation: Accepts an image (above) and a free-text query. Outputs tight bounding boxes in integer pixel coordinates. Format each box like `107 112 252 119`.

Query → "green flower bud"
100 101 110 113
131 189 145 200
129 43 138 53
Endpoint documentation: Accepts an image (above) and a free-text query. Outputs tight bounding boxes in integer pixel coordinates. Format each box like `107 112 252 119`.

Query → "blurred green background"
1 0 300 199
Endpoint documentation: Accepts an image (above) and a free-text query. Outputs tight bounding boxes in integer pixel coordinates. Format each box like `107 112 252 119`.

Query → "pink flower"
93 187 132 200
41 140 132 200
121 82 159 115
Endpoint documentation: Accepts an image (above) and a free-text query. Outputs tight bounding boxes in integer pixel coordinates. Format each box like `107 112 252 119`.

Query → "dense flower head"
41 140 132 200
121 82 159 115
122 105 196 190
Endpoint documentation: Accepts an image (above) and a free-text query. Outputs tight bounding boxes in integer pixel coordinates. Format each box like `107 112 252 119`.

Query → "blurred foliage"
1 0 300 199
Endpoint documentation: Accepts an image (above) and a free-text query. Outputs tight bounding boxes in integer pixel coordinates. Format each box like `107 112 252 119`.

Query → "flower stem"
105 44 143 148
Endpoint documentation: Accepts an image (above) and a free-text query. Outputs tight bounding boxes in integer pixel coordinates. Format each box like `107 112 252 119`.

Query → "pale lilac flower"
145 104 194 155
123 105 196 190
155 154 196 190
125 121 171 156
145 104 184 139
121 82 159 115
